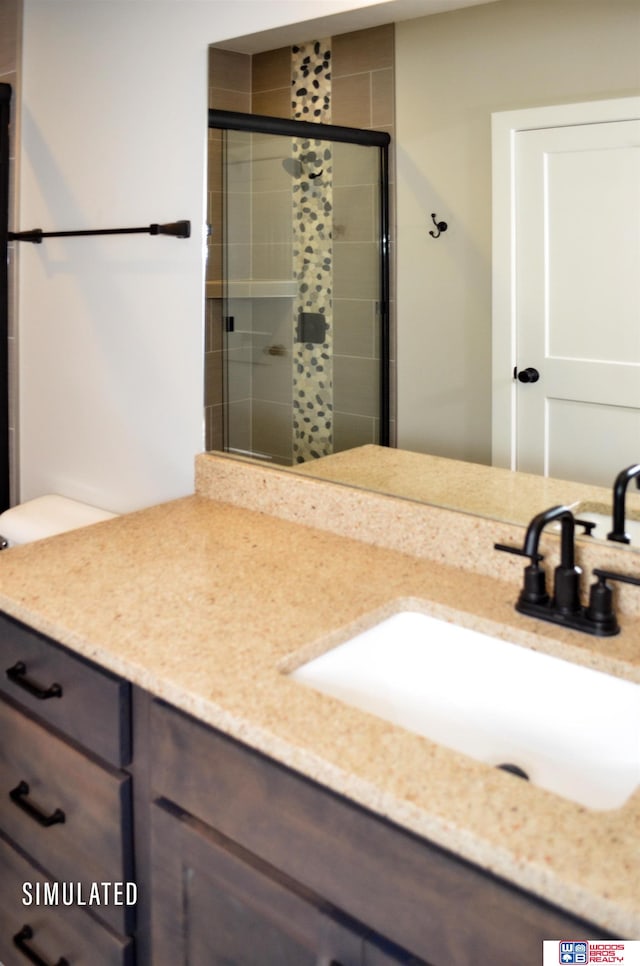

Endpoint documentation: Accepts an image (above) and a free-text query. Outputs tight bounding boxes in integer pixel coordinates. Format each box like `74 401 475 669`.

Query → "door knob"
517 367 540 383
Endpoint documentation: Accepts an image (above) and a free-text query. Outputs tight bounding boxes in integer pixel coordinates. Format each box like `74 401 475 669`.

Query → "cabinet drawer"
0 699 133 935
0 611 130 767
0 832 134 966
151 699 612 965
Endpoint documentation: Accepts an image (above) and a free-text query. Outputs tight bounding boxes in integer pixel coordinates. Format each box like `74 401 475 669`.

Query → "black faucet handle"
494 543 543 562
575 518 597 537
592 568 640 588
495 543 548 605
585 568 640 634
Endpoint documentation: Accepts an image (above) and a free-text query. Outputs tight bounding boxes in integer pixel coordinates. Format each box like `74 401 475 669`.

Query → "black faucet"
496 505 640 636
519 505 582 615
608 463 640 544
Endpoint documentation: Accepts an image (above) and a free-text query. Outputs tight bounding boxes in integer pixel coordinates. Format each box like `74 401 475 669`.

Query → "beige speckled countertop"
0 451 638 938
294 444 640 534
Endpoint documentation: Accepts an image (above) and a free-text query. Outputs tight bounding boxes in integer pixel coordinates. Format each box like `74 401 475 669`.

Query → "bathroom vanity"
0 632 627 966
0 452 638 964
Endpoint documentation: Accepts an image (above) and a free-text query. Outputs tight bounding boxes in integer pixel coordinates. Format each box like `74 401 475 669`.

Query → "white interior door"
492 98 640 487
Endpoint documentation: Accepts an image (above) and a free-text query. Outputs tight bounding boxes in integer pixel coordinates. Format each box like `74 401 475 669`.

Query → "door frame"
491 95 640 470
0 84 11 511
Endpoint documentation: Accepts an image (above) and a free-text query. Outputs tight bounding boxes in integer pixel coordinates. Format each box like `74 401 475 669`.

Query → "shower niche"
206 111 390 466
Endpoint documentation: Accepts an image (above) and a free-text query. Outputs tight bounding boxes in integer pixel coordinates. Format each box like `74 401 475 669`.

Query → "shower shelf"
206 280 297 300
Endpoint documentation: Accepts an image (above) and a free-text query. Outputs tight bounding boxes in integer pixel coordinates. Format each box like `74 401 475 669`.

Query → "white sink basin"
290 611 640 810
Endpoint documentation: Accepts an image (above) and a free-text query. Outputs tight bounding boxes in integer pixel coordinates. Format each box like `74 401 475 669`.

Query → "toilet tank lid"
0 495 118 546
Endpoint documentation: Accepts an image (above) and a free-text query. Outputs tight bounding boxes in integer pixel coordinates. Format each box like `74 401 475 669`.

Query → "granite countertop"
0 452 638 938
294 444 640 531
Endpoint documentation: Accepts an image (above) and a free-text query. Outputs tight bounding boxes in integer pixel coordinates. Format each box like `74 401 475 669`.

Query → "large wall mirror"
204 0 640 543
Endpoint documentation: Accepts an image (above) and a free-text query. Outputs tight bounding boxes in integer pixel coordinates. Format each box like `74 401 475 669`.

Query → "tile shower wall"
207 24 395 461
332 25 395 452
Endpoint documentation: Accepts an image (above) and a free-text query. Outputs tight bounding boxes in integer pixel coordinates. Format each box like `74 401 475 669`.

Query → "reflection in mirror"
207 116 389 465
206 34 393 467
205 1 639 537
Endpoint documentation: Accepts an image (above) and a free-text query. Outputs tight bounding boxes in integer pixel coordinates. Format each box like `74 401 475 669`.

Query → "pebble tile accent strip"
291 41 334 462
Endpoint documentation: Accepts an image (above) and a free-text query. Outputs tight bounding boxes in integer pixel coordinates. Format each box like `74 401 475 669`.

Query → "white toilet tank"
0 495 118 547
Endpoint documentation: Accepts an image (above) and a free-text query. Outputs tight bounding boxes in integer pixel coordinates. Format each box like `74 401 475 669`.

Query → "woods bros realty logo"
542 942 640 964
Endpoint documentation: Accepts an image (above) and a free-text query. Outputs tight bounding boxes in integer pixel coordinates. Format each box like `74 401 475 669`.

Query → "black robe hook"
429 213 448 238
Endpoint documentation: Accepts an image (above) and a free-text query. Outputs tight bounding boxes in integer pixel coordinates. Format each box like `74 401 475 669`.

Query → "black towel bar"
8 219 191 243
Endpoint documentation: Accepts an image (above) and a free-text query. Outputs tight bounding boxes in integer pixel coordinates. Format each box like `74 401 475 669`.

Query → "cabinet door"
151 700 611 964
151 802 365 966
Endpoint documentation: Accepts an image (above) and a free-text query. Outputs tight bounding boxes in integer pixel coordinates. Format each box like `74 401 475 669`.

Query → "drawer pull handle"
10 781 66 827
13 924 69 966
6 661 63 699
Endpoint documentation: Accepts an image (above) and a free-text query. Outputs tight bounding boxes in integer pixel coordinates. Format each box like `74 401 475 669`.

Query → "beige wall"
395 0 640 465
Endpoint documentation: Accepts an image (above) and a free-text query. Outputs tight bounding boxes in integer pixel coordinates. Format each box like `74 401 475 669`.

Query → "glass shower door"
222 129 297 463
209 118 388 466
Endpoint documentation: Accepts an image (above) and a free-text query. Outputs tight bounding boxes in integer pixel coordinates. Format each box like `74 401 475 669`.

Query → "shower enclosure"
206 109 390 465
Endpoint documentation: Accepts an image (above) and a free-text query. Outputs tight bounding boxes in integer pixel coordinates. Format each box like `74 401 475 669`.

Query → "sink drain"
496 763 530 781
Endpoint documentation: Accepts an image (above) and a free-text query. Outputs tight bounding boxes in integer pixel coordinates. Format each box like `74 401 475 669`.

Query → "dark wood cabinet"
0 614 135 960
149 699 612 966
0 612 130 768
0 699 133 934
151 801 390 966
0 614 617 966
0 832 134 966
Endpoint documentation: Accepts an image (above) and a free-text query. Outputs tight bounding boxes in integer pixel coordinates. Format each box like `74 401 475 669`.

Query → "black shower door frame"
208 108 391 447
